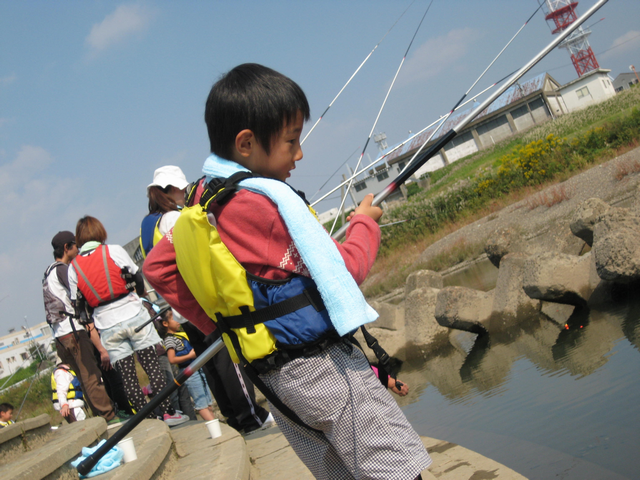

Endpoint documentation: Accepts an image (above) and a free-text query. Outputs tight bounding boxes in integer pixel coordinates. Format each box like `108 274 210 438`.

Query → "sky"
1 0 639 333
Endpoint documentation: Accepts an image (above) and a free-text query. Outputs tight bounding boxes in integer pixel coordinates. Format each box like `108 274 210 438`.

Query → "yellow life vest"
173 176 277 364
51 366 83 403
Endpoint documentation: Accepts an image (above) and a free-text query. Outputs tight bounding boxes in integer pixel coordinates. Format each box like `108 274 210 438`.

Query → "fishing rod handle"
76 337 225 476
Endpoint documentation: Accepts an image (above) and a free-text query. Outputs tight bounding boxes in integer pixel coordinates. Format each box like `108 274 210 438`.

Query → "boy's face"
248 112 304 182
0 409 13 422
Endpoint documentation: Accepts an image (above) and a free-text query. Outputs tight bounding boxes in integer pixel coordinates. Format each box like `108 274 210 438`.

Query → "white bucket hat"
147 165 189 192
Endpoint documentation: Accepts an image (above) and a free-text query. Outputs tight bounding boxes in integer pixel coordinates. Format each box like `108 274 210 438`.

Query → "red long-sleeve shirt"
143 189 381 336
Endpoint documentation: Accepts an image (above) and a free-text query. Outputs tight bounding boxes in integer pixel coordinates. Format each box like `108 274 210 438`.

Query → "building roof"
556 68 611 91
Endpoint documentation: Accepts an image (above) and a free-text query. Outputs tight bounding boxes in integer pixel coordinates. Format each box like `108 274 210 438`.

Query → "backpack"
139 213 164 259
43 262 70 325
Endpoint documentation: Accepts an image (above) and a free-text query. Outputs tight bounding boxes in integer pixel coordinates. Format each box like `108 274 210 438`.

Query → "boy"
0 403 14 427
144 63 431 479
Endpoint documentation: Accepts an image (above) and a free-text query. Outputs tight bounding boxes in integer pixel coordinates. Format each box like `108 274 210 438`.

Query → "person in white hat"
141 166 190 256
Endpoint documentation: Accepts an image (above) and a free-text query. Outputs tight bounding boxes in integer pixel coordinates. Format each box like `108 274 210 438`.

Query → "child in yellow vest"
51 364 86 423
0 403 14 427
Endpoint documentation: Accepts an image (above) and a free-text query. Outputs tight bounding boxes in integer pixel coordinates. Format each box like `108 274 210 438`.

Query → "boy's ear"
235 129 255 158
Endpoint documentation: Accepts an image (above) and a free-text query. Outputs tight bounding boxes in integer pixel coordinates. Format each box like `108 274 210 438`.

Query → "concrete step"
0 414 53 467
244 426 313 479
422 436 527 479
101 419 173 480
166 420 251 480
0 416 106 480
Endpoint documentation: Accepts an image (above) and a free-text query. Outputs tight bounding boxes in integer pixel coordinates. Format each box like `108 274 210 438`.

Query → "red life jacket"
72 245 131 308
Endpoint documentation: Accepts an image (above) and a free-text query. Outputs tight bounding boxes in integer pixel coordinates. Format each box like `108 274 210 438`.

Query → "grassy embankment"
0 358 152 424
0 359 62 423
362 86 640 299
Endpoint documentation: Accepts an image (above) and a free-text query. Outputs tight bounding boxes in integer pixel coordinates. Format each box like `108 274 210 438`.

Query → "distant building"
0 322 53 379
556 69 616 112
351 72 564 201
612 72 639 93
350 69 620 201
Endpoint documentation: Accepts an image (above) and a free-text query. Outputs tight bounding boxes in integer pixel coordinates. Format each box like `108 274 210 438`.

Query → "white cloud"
398 28 482 87
609 30 640 57
86 4 151 54
0 74 17 87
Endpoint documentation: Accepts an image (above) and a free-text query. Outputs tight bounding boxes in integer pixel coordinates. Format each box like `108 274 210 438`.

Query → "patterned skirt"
259 341 432 480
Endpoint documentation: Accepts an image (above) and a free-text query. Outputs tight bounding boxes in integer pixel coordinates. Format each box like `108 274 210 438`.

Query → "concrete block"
405 270 443 295
593 206 640 283
540 301 575 326
369 300 404 331
492 253 540 321
523 252 593 306
404 287 448 345
570 197 610 246
435 287 494 334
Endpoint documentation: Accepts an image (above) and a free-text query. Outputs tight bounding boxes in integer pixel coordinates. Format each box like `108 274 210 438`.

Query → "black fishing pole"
76 337 226 476
330 0 435 235
301 0 417 146
332 0 610 241
133 305 172 333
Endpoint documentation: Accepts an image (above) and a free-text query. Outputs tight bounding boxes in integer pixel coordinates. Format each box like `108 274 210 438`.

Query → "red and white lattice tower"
543 1 599 77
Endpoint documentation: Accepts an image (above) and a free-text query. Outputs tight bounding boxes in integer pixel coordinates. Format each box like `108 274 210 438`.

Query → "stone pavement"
242 423 527 479
0 415 528 479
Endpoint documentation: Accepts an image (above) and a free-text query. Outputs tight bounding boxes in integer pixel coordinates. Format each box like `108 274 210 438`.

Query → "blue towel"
71 439 124 478
202 154 378 336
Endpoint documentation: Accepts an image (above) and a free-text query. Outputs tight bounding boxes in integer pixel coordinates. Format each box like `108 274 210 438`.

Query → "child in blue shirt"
158 310 215 422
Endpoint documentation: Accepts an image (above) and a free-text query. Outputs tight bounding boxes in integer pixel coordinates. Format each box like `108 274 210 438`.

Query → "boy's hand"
346 194 383 223
389 378 409 396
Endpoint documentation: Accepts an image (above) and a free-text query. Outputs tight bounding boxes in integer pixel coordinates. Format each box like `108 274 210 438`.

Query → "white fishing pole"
311 81 496 208
301 0 417 146
315 3 543 208
331 0 610 241
396 3 545 178
329 0 435 235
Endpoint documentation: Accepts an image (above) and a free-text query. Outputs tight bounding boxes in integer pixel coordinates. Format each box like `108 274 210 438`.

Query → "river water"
398 286 640 479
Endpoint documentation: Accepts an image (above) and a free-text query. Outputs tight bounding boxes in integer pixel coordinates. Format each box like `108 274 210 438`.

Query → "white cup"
117 437 138 463
205 419 222 439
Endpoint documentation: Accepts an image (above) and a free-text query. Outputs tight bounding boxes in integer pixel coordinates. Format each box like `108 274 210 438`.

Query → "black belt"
250 333 345 374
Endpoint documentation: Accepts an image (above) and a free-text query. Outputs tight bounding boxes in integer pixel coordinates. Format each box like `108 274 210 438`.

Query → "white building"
556 68 616 112
0 322 53 379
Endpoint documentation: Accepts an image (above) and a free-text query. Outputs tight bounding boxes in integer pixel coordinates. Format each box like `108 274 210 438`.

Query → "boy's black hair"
0 403 14 413
205 63 310 159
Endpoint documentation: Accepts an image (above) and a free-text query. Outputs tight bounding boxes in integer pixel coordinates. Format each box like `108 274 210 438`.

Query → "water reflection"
399 285 640 480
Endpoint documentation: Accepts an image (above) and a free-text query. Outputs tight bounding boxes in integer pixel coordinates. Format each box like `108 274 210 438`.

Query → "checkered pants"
259 341 432 480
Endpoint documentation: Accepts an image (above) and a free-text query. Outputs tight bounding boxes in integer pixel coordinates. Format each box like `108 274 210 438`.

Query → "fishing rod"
312 71 514 209
332 0 610 241
133 305 172 333
76 337 226 476
390 2 545 182
330 0 435 235
309 146 361 202
301 0 416 146
318 2 543 211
